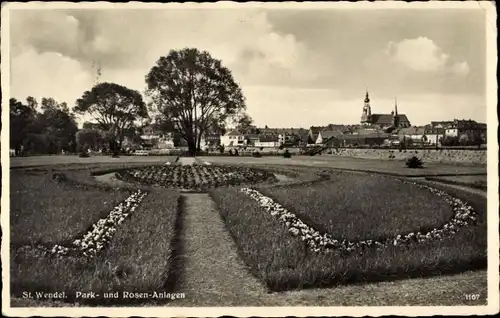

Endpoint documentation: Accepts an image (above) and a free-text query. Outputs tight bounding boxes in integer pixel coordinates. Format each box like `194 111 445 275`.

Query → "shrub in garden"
406 156 424 169
283 149 292 158
252 151 262 158
78 152 90 158
234 149 239 156
228 149 233 156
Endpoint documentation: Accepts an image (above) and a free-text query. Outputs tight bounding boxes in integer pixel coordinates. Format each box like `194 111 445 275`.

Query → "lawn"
10 170 131 246
210 173 487 291
425 175 487 190
198 155 486 177
10 154 179 168
255 172 454 242
10 167 181 306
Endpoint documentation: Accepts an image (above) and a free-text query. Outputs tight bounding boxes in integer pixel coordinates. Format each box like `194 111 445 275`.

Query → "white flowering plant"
241 179 478 254
36 190 148 259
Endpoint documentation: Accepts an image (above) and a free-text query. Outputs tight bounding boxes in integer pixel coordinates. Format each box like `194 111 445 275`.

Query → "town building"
220 130 246 147
200 134 221 149
398 126 427 144
424 126 446 145
444 119 486 138
315 130 344 144
360 92 411 130
255 135 281 148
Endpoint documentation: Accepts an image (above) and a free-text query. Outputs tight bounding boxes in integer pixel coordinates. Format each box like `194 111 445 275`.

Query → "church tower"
361 91 372 125
392 97 399 128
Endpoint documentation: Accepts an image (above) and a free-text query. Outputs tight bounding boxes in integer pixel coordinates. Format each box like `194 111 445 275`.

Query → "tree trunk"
187 139 196 157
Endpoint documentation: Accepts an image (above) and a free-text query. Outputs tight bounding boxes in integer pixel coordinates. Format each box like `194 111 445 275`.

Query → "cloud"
386 37 450 72
452 61 471 77
9 9 316 101
384 37 470 77
10 48 93 106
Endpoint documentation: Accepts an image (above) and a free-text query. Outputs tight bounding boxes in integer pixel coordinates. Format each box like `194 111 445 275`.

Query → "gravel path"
170 193 267 306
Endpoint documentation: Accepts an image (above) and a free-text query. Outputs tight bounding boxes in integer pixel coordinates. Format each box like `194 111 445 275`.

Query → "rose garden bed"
210 171 487 291
114 164 278 191
10 167 181 306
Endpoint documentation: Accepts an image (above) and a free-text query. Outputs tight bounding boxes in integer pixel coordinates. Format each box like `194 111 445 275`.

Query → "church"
360 91 411 130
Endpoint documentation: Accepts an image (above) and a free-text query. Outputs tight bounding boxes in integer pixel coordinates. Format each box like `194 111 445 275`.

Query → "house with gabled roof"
315 130 344 144
220 129 246 147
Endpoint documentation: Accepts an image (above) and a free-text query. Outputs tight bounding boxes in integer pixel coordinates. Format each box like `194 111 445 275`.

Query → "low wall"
321 148 487 165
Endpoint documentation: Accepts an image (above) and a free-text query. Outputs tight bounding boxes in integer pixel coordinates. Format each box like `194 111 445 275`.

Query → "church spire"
392 97 400 128
361 90 372 125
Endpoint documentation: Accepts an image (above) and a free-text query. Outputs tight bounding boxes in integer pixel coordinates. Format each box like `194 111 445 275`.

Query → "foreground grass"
256 172 454 241
426 175 487 191
210 178 487 291
10 168 181 306
10 170 130 246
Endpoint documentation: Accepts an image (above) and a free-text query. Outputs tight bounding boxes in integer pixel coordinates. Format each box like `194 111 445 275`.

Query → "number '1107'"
465 294 480 301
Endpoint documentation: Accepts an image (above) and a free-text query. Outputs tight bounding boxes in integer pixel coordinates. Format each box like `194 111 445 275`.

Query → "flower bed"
255 172 458 241
115 164 277 190
29 190 148 258
241 180 478 254
210 176 486 291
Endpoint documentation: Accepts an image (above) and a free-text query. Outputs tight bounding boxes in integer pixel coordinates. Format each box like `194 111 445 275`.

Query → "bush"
78 152 90 158
405 156 424 169
234 149 239 156
252 151 262 158
283 149 292 158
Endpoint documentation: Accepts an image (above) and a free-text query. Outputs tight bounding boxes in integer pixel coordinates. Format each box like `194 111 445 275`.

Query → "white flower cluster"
240 181 477 254
39 190 148 258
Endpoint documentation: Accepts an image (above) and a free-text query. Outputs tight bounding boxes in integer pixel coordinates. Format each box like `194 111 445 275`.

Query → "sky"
7 5 489 128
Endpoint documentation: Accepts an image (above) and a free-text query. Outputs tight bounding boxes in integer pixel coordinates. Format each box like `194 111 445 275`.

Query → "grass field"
10 155 179 168
10 171 131 246
255 172 454 241
199 155 486 177
210 174 487 291
10 167 181 306
425 175 487 190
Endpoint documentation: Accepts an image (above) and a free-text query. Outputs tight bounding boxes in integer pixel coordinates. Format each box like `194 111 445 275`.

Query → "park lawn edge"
425 176 487 191
209 180 487 292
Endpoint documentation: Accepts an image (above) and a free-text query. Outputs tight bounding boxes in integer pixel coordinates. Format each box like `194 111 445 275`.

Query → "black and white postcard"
1 1 498 317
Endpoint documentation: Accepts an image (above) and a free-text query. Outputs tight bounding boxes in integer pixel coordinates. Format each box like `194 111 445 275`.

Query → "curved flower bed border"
27 190 148 259
241 179 478 254
115 165 278 191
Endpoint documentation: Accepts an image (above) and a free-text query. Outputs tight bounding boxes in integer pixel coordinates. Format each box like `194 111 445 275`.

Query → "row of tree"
10 48 253 156
10 97 79 155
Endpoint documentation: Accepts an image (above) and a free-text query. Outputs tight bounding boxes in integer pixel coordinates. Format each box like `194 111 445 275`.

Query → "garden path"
178 157 197 165
172 193 267 306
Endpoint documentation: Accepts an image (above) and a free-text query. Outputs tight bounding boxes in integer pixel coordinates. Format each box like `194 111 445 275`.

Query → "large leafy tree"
39 97 78 152
9 97 78 154
9 98 37 155
145 48 246 155
74 82 148 153
234 113 254 133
